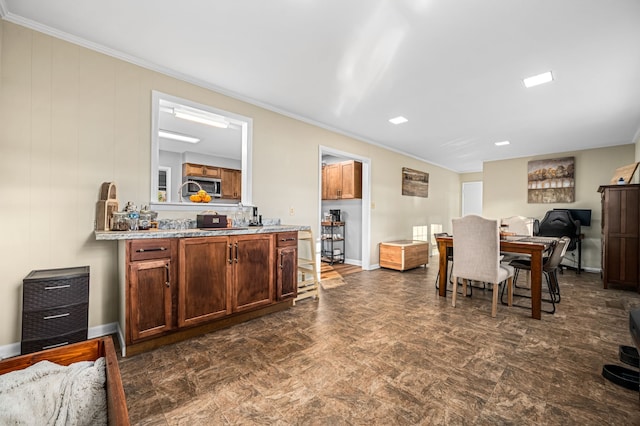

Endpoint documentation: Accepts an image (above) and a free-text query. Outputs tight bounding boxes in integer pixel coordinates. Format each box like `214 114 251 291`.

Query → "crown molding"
0 0 8 18
1 9 459 173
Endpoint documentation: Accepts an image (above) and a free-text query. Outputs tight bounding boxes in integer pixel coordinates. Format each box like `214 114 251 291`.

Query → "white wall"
0 21 460 346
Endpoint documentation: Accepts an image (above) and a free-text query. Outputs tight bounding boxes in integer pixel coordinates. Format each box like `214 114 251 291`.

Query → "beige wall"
483 144 635 271
0 21 459 346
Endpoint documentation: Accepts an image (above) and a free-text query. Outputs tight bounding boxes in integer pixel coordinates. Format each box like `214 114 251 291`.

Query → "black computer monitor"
554 208 591 227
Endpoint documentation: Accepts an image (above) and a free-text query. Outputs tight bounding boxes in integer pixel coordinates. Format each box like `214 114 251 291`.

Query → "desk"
436 236 551 320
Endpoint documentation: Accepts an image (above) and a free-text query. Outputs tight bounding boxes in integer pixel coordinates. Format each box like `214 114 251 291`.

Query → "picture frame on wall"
527 157 575 203
402 167 429 198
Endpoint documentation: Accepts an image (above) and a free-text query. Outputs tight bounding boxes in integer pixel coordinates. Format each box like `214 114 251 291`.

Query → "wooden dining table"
436 235 555 320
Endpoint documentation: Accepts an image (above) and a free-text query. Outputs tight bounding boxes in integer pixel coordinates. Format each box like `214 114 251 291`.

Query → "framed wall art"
527 157 575 203
402 167 429 198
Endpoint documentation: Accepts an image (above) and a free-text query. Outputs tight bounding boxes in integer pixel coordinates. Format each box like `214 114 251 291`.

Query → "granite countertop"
94 224 310 240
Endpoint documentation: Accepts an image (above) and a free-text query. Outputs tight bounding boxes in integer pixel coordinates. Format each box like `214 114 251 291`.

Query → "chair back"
543 236 571 272
452 215 501 283
537 210 580 251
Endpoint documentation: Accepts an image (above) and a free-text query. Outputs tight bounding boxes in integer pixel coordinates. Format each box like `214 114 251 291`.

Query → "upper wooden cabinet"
183 162 221 178
322 160 362 200
221 168 242 200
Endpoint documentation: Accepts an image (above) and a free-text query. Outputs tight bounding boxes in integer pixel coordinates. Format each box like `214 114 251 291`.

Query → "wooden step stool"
295 229 319 303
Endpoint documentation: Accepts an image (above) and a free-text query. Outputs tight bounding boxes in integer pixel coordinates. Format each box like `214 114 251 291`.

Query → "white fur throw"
0 357 107 425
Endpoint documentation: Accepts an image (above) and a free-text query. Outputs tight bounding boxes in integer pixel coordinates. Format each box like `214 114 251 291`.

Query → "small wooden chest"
379 240 429 271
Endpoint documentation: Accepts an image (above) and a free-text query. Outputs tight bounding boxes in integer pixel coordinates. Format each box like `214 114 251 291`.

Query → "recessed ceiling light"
389 116 408 125
159 129 200 143
494 140 510 146
523 71 554 88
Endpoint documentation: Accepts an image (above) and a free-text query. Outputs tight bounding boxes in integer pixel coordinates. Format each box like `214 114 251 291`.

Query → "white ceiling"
2 0 640 172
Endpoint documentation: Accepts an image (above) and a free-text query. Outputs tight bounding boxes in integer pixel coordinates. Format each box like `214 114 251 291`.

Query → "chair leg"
451 276 457 307
507 276 513 307
491 282 498 317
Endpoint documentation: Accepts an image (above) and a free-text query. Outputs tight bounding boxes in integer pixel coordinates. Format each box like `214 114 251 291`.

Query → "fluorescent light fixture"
523 71 553 88
494 140 510 146
158 130 200 143
389 116 408 125
173 108 230 128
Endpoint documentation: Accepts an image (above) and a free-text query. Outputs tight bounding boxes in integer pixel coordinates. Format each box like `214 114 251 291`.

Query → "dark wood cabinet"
599 184 640 292
117 230 298 355
232 234 274 311
276 232 298 300
322 160 362 200
178 237 231 327
126 239 177 343
179 234 274 322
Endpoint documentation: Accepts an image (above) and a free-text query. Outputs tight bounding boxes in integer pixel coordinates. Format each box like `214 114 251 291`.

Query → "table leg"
438 240 448 297
530 250 542 320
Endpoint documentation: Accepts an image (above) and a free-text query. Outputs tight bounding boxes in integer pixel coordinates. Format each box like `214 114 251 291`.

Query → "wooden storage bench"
379 240 429 271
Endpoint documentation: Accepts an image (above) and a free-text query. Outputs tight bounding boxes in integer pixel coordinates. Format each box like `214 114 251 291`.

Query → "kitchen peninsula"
95 225 309 356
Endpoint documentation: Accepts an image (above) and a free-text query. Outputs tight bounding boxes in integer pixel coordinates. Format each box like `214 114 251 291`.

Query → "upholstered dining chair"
451 215 514 317
503 236 570 314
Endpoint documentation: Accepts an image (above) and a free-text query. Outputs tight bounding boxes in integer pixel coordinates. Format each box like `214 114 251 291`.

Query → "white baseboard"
0 322 119 360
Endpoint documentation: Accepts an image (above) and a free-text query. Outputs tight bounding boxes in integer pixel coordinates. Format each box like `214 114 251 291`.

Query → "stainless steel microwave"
182 177 222 198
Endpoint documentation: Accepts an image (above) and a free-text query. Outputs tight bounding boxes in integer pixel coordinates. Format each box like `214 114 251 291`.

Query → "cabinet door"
221 168 241 199
179 237 231 327
276 246 298 300
129 259 173 342
340 160 362 199
324 163 342 200
183 162 220 178
603 187 639 287
232 234 274 312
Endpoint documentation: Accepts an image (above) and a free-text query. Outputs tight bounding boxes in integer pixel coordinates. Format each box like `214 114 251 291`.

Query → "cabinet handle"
234 243 239 263
280 238 296 242
45 285 70 290
165 263 170 288
279 252 284 269
44 312 70 320
136 247 167 253
228 244 233 264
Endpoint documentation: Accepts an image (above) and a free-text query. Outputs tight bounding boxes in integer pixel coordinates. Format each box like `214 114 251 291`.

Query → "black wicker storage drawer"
23 266 89 311
22 266 89 355
22 303 89 340
20 329 88 355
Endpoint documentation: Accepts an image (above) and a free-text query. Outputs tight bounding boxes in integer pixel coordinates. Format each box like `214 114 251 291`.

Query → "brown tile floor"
118 263 640 425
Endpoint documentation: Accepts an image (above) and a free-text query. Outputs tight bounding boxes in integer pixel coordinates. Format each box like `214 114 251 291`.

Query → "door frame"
319 146 371 270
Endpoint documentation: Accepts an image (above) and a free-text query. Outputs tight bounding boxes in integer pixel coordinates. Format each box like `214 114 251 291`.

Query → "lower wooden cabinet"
232 234 274 311
276 232 298 300
126 239 177 343
123 231 295 352
178 237 231 327
178 234 275 322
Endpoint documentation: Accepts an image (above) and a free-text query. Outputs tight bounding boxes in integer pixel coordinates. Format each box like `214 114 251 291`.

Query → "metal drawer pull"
44 285 71 290
44 313 70 320
280 238 296 242
42 342 69 350
136 247 167 253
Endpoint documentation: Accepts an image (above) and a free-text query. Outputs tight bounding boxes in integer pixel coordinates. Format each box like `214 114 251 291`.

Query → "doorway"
462 181 483 216
319 146 371 271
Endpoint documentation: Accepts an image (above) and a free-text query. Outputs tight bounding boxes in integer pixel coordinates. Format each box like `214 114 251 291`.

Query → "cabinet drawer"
22 303 89 340
276 232 298 247
130 239 173 261
21 329 88 355
23 274 89 311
